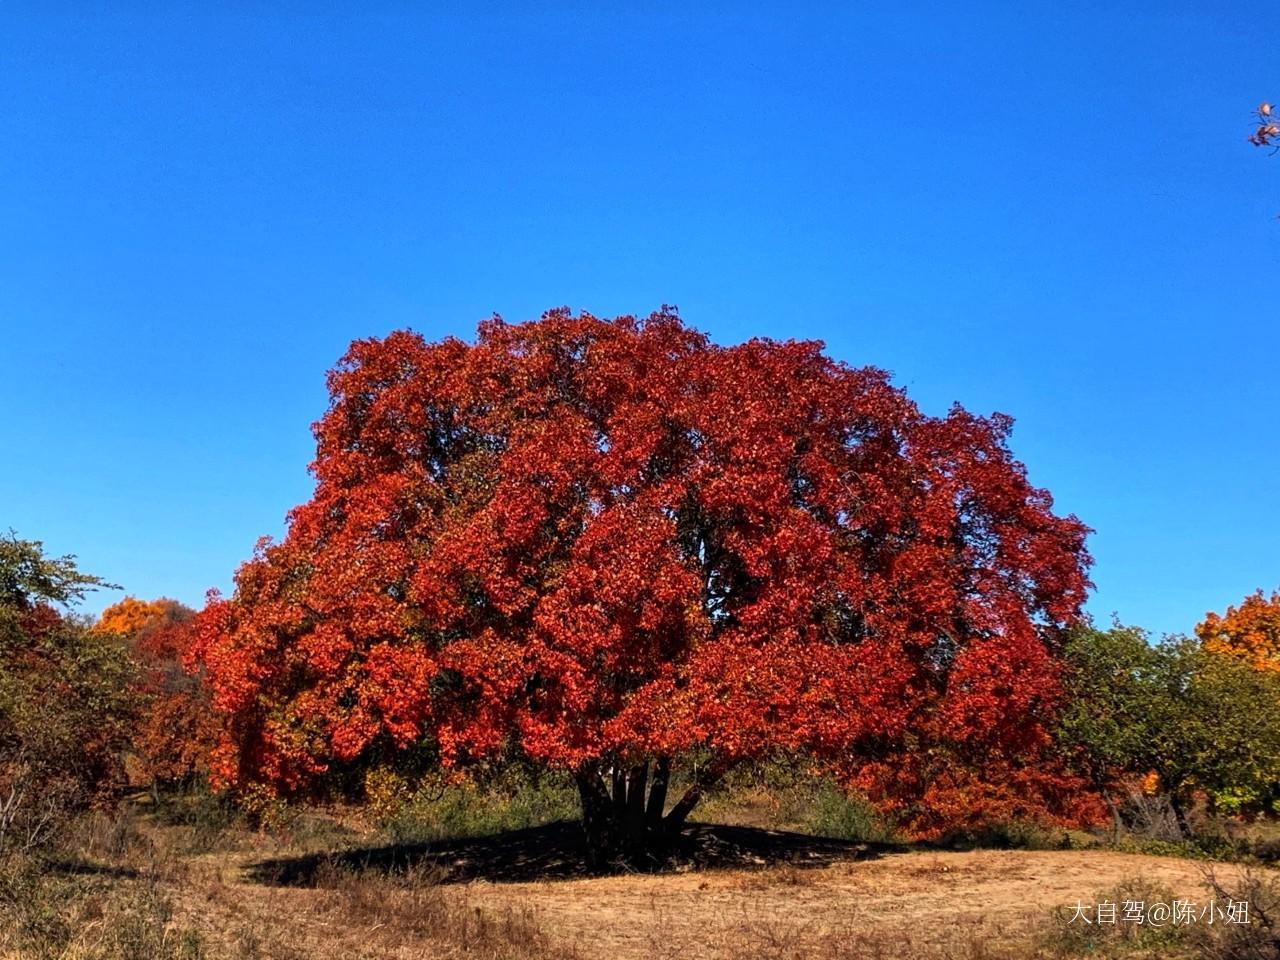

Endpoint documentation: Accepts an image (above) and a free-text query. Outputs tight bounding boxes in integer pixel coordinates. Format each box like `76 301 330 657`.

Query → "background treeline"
6 531 1280 959
4 530 1280 861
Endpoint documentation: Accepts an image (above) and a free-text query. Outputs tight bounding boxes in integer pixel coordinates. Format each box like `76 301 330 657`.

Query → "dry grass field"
5 792 1275 960
476 850 1244 958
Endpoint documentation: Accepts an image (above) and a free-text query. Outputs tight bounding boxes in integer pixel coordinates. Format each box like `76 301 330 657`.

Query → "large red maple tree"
193 308 1091 856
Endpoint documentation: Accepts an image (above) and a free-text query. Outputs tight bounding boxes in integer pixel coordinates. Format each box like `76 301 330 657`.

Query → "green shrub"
1111 824 1247 863
0 535 137 855
379 768 579 844
806 783 899 844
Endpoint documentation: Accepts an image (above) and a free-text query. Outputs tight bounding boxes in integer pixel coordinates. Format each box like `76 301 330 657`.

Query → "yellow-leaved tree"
1197 589 1280 673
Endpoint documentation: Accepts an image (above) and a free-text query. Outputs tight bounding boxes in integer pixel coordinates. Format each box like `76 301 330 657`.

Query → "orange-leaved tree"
97 596 179 638
1197 589 1280 673
192 308 1092 860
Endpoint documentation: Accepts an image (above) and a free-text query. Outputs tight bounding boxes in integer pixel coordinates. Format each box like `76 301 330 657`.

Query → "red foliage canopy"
193 308 1091 819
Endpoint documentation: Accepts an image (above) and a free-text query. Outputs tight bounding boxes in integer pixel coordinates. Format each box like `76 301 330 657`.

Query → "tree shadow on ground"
248 820 900 886
45 860 143 879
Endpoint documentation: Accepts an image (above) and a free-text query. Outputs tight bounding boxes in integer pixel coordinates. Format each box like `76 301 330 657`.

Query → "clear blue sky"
2 4 1276 637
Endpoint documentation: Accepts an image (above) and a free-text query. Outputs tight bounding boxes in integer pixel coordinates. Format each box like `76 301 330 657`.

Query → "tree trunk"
611 765 627 812
575 766 621 865
1089 769 1121 842
1169 793 1192 839
575 755 728 867
662 756 730 832
625 762 648 838
645 757 670 828
1102 791 1122 843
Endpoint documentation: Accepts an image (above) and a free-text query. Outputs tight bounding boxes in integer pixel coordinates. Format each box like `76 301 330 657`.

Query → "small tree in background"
1059 623 1280 836
97 596 185 637
96 597 216 790
1058 623 1163 828
1197 589 1280 673
1170 645 1280 816
0 533 133 854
